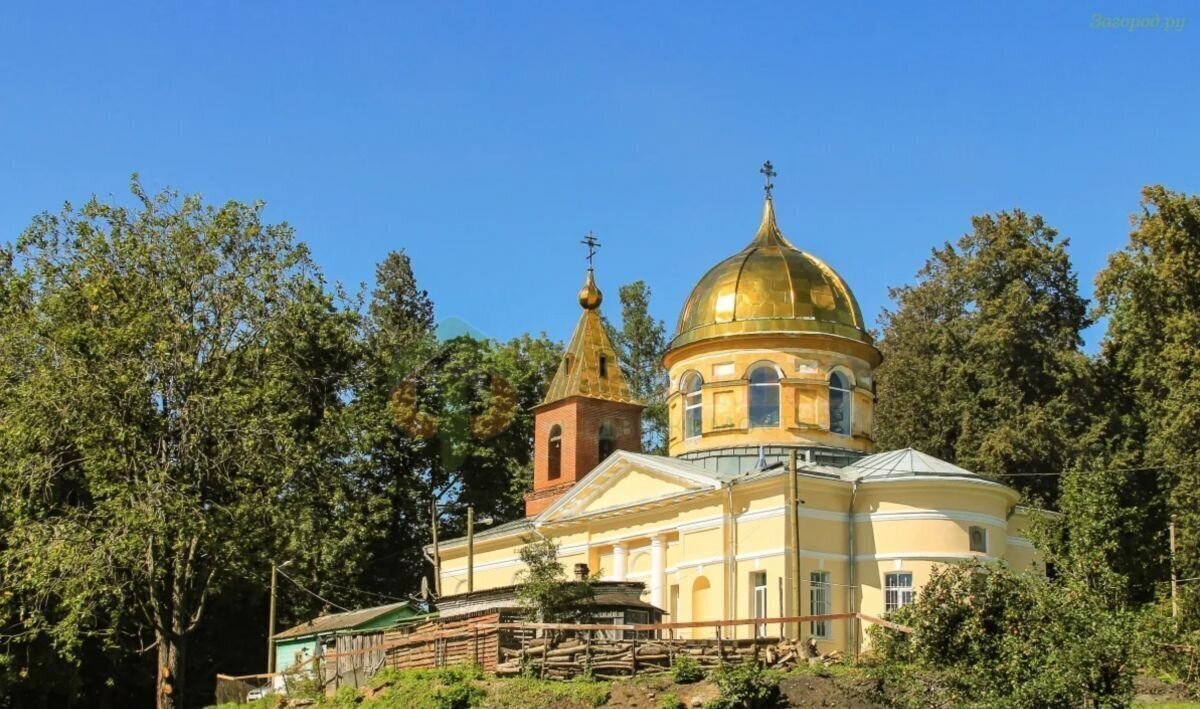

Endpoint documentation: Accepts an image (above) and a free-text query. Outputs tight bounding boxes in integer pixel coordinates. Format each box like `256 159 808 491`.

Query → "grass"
481 676 611 708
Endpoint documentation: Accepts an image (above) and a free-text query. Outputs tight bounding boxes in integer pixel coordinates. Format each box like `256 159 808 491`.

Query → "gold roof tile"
542 270 641 407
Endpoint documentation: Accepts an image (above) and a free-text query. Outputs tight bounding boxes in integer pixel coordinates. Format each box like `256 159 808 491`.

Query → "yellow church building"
431 177 1038 652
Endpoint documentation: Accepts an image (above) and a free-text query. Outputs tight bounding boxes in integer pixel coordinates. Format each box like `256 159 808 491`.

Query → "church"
431 168 1038 652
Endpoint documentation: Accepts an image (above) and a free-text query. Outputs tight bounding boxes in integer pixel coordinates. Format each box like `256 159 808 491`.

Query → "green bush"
706 661 780 709
656 692 683 709
671 654 705 684
870 562 1136 708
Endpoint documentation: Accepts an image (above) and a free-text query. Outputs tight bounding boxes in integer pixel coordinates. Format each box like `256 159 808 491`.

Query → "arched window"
682 372 703 439
598 421 616 461
829 371 852 436
548 424 562 479
748 365 780 428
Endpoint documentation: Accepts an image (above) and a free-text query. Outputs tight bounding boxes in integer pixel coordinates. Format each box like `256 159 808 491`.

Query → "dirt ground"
1133 675 1199 705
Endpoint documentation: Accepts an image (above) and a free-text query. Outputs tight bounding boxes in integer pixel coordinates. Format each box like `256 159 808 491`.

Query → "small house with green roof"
272 601 419 676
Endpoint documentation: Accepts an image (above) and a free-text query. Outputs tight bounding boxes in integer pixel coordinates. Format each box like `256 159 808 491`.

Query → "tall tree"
342 251 440 597
1094 185 1200 623
0 178 358 709
874 210 1092 502
607 281 669 454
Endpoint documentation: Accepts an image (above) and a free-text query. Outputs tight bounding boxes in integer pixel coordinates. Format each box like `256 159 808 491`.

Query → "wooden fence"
217 612 914 702
357 613 911 681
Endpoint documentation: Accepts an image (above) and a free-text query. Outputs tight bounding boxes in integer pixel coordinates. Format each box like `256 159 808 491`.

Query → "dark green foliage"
0 177 361 709
1094 186 1200 626
606 281 669 454
874 210 1093 503
868 562 1135 708
671 653 704 684
706 662 781 709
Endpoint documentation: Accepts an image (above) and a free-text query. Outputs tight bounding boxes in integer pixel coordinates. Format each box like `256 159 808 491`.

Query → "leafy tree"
513 539 594 623
1094 185 1200 623
874 210 1093 502
869 562 1135 708
0 178 358 709
606 281 669 454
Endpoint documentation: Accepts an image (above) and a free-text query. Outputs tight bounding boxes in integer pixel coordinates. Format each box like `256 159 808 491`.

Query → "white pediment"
536 451 722 524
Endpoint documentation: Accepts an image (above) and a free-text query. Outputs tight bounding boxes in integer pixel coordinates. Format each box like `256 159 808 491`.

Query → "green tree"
607 281 669 454
513 538 594 623
1094 185 1200 624
0 178 358 709
874 210 1093 502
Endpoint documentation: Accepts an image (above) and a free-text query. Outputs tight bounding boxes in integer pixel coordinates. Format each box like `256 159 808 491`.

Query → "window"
548 425 562 480
599 355 608 378
969 526 988 554
598 421 616 461
829 371 852 436
810 571 831 638
884 572 914 612
752 571 768 636
748 365 780 428
682 372 703 439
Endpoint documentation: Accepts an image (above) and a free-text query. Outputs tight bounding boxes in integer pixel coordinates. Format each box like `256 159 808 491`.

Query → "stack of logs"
495 634 842 680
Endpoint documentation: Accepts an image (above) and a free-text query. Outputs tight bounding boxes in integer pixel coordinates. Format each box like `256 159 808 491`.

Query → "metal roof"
273 601 412 641
840 448 981 481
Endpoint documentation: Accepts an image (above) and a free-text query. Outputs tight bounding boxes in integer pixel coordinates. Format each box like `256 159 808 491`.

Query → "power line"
275 567 352 613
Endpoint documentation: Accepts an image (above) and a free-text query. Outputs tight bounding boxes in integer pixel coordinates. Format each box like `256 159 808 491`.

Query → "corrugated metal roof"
274 601 412 640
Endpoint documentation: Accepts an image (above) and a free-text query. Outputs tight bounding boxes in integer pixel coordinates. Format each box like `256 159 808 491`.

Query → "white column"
650 535 667 610
612 542 628 581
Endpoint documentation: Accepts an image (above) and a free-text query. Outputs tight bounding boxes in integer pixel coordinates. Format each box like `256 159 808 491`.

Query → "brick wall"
525 397 643 516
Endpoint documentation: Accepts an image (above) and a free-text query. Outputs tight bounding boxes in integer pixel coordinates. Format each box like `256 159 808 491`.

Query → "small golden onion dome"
578 269 603 310
671 198 871 349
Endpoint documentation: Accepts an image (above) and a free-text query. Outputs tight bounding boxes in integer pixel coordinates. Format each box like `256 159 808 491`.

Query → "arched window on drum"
829 371 852 436
682 372 703 439
748 365 781 428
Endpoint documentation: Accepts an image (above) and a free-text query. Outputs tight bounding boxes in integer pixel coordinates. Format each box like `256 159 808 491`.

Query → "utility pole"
1171 515 1179 619
267 563 278 674
430 497 441 597
467 505 475 593
266 560 292 674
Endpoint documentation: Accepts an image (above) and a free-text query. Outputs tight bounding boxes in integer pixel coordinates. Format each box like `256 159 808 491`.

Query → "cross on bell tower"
581 231 601 269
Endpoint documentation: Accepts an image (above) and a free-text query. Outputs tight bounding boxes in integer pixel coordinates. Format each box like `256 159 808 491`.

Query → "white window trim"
747 364 782 429
809 571 832 639
751 571 768 636
884 571 914 613
682 373 703 439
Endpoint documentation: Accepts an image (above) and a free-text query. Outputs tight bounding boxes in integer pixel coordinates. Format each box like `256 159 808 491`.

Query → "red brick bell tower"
524 260 643 516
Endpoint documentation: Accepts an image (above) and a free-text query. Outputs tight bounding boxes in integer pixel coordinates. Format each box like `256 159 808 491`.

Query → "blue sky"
2 2 1195 349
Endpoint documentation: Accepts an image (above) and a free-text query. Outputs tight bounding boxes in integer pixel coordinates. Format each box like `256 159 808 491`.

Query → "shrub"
671 654 705 684
706 661 780 709
870 561 1136 708
656 692 683 709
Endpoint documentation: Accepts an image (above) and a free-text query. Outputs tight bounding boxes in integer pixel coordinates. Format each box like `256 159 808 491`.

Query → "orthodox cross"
760 160 777 199
581 231 601 268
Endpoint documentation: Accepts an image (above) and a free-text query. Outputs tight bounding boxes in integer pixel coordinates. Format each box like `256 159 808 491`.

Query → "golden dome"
671 198 871 349
578 269 603 309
